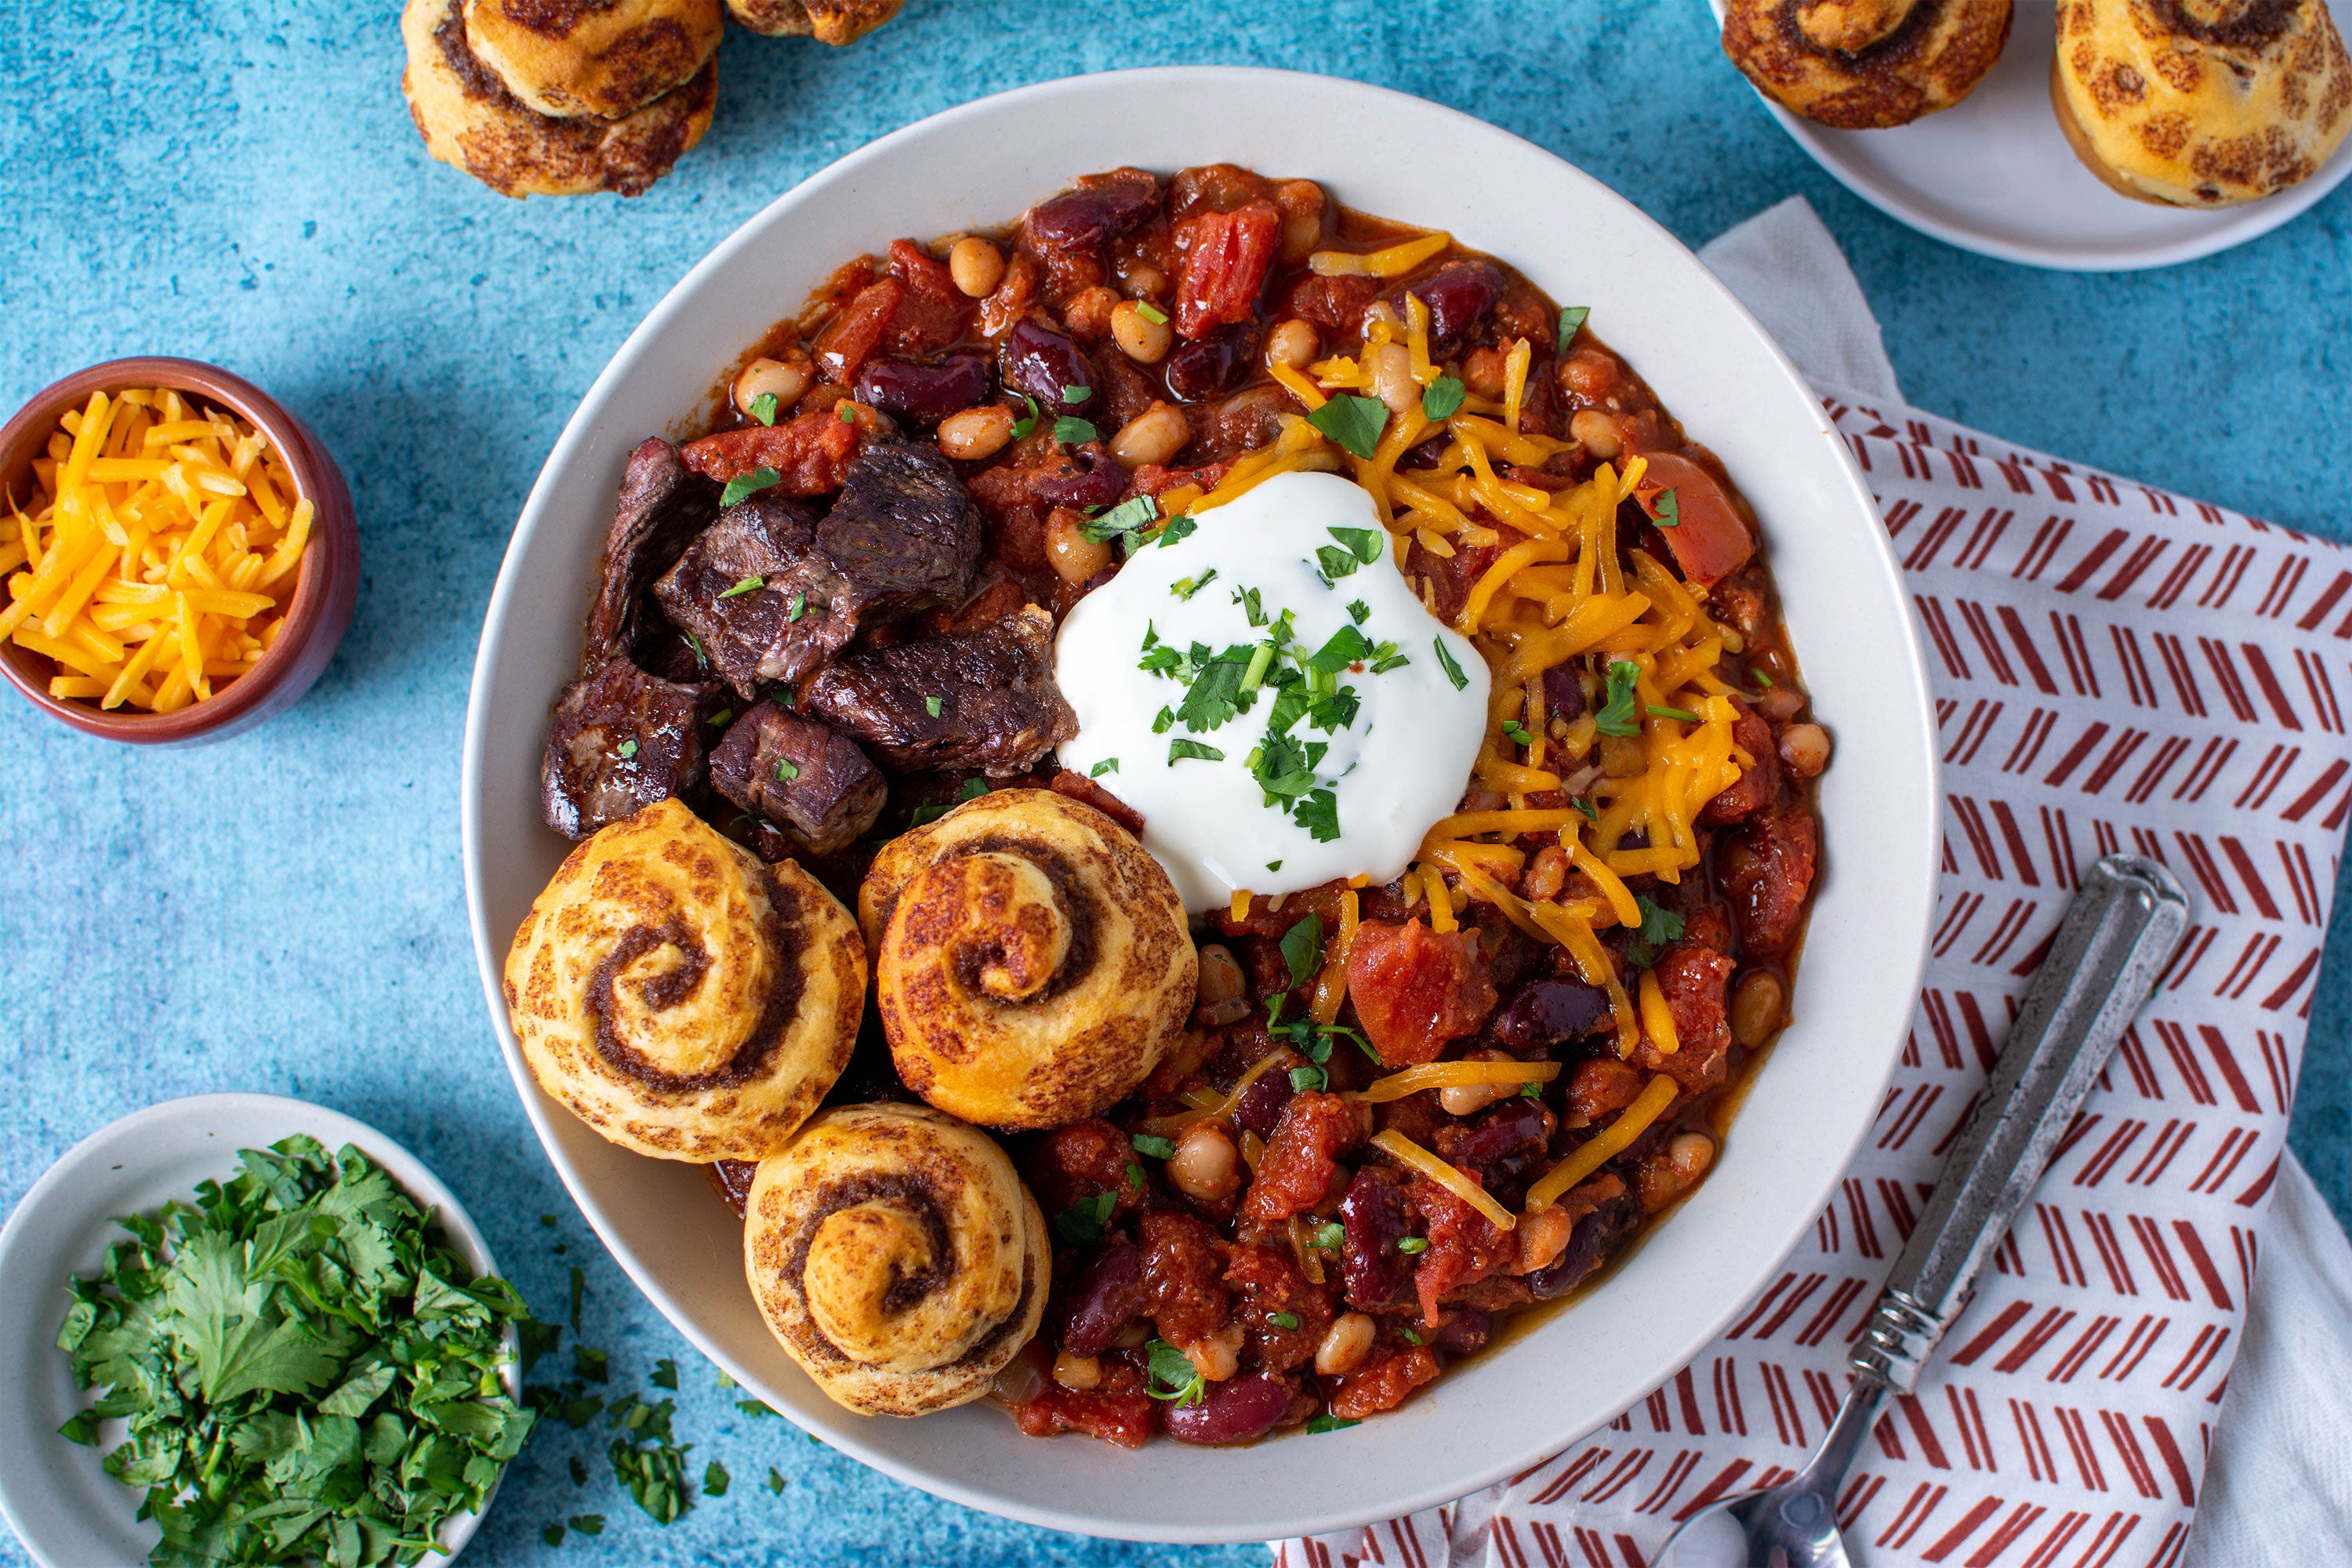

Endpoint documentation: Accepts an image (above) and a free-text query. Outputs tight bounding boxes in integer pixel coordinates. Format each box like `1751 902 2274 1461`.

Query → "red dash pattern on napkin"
1276 393 2352 1568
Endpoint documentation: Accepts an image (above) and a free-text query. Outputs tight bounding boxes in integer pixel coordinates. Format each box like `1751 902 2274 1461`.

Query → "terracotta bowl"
0 357 358 745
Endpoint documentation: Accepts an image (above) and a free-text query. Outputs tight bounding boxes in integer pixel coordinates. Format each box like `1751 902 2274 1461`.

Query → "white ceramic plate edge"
460 65 1942 1544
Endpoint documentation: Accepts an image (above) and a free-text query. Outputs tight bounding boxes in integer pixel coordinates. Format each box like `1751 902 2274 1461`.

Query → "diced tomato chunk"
1634 452 1752 586
1140 1210 1230 1348
1174 200 1280 339
1242 1091 1363 1223
1722 804 1819 954
1344 919 1499 1067
677 410 861 491
1328 1345 1440 1421
1014 1359 1156 1447
1408 1172 1515 1326
1698 707 1778 826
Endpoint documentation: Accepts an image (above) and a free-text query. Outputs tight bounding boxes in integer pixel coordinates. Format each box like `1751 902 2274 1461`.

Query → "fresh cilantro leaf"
1280 915 1325 989
1292 787 1341 842
608 1395 693 1523
545 1524 566 1547
1167 739 1225 764
1174 644 1256 732
1272 1312 1301 1331
684 630 709 669
1573 796 1599 821
748 391 779 426
1307 687 1360 733
1315 545 1361 581
1330 526 1384 564
719 468 781 508
571 1514 605 1536
1305 393 1388 459
1369 642 1410 674
1647 703 1700 723
574 1345 610 1382
775 757 800 782
704 1460 731 1497
1091 757 1119 777
615 739 638 760
1650 488 1681 528
1062 383 1092 403
1171 569 1218 601
1081 493 1157 545
1156 515 1197 547
924 695 943 718
1144 1341 1207 1406
1625 895 1686 971
1011 395 1043 440
1595 660 1643 736
1520 1080 1544 1098
718 574 765 599
1305 1414 1361 1434
1420 376 1466 420
1501 719 1534 746
767 1467 788 1494
705 707 731 727
1054 1190 1118 1247
651 1359 678 1390
1305 625 1373 675
1347 597 1370 624
1234 585 1267 626
1555 304 1590 356
1266 859 1282 872
1396 1236 1429 1254
1310 1222 1344 1250
787 590 807 622
1052 415 1098 446
837 403 858 423
1433 637 1470 691
1290 1064 1328 1094
1152 706 1174 734
1132 1134 1178 1160
1398 1325 1425 1345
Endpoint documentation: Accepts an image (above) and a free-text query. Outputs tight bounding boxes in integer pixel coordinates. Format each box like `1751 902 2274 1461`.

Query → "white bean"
1314 1312 1376 1376
1168 1121 1240 1205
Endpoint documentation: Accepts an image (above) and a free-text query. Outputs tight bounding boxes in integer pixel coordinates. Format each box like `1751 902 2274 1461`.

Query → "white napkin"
1266 196 2352 1568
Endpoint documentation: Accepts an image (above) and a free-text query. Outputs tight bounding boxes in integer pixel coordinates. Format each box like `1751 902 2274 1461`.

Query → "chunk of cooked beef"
653 439 984 699
706 701 886 855
800 604 1076 775
541 658 721 839
583 438 719 670
652 491 836 699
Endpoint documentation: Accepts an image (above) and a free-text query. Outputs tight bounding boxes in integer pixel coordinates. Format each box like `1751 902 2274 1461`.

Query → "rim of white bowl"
0 1093 510 1567
461 64 1941 1543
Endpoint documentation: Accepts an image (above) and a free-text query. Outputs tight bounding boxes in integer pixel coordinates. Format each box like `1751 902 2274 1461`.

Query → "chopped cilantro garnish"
1280 914 1325 989
1054 1190 1118 1247
1751 668 1775 688
1272 1312 1301 1331
1650 488 1682 528
1556 304 1590 356
907 778 987 828
1132 1133 1178 1160
1420 376 1466 420
1519 1080 1544 1098
748 391 779 426
1134 300 1169 325
1305 393 1388 459
1647 703 1700 723
1265 859 1282 872
1369 642 1410 674
1011 394 1044 440
1434 637 1470 691
1152 706 1174 734
683 629 709 669
718 573 765 599
1293 787 1341 842
703 1461 731 1497
837 403 858 423
1091 757 1120 777
1171 568 1218 601
616 738 639 759
1234 585 1267 626
1573 796 1599 821
1168 739 1225 764
1330 526 1384 565
1305 625 1374 675
720 467 782 508
706 707 731 727
1290 1064 1328 1093
1396 1236 1429 1254
1625 895 1686 970
652 1359 679 1389
607 1394 694 1523
924 695 944 718
775 757 800 782
1315 543 1363 582
1052 415 1098 446
767 1468 788 1494
1062 383 1092 403
1347 597 1370 624
1145 1340 1207 1406
1082 492 1158 546
1156 515 1197 547
1311 1222 1344 1250
1500 719 1534 746
1305 1414 1361 1434
1595 660 1643 736
1174 644 1258 732
1398 1325 1425 1345
787 590 807 621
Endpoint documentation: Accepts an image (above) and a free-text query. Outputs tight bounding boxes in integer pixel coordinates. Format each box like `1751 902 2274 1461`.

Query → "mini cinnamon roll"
503 798 866 1161
745 1102 1048 1416
858 789 1196 1131
1722 0 2015 128
2053 0 2351 207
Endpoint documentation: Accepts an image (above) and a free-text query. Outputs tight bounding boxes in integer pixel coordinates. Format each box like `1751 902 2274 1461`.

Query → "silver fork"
1658 855 2188 1567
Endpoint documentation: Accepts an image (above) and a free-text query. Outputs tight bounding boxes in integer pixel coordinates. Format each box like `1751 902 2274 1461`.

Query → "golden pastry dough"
463 0 724 122
744 1102 1048 1416
859 789 1196 1132
2053 0 2352 206
503 797 866 1160
1721 0 2015 128
726 0 904 44
401 0 716 198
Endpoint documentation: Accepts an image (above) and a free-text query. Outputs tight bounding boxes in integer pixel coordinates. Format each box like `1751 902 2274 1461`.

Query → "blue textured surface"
2 2 2347 1564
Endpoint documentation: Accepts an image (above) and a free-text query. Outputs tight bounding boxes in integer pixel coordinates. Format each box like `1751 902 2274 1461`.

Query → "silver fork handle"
1849 855 2190 1392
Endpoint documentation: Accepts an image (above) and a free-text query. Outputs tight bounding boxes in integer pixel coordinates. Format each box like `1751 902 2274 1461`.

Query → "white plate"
1708 0 2352 270
460 66 1942 1544
0 1094 508 1568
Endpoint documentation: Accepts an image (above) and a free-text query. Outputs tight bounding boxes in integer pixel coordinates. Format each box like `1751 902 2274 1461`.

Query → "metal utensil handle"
1849 855 2189 1392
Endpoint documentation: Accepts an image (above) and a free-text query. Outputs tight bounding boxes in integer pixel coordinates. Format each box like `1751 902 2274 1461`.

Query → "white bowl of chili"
462 66 1939 1544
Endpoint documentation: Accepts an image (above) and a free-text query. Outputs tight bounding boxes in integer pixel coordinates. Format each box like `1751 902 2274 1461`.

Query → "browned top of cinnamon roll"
1722 0 2016 129
503 797 866 1161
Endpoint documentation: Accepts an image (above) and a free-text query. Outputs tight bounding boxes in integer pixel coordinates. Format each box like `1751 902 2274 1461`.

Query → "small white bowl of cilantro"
0 1094 532 1567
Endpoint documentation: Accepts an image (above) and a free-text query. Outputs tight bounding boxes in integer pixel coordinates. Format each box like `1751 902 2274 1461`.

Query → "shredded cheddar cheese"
1372 1130 1516 1231
3 388 311 712
1354 1059 1560 1104
1308 231 1451 279
1136 1051 1286 1139
1523 1074 1679 1211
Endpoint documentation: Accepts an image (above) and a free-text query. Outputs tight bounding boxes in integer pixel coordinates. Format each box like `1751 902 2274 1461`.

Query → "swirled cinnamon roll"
503 797 866 1161
2053 0 2351 206
744 1102 1047 1416
1722 0 2014 128
858 789 1196 1131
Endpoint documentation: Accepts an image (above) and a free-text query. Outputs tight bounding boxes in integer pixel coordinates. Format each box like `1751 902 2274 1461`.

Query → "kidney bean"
1028 444 1126 512
1436 1308 1491 1354
1541 664 1586 724
1338 1167 1414 1311
1024 172 1160 251
1002 320 1096 416
1525 1191 1639 1300
851 353 989 427
1160 1371 1292 1446
1062 1242 1145 1356
1399 260 1504 354
1402 433 1452 469
1163 325 1254 403
1232 1071 1294 1139
1442 1098 1555 1178
1491 980 1611 1053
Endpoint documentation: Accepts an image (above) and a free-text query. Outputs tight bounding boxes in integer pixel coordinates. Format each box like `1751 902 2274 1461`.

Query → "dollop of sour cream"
1054 470 1490 911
